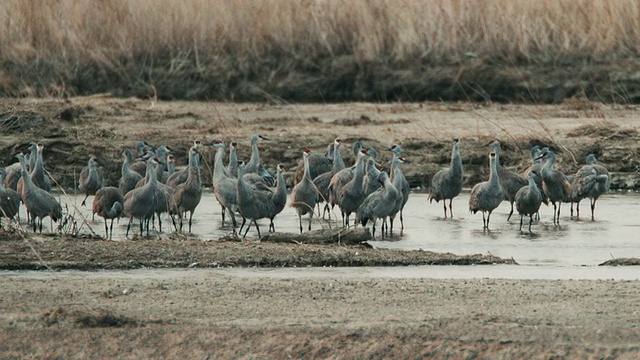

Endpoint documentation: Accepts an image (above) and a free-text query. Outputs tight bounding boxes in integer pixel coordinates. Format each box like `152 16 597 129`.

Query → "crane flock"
0 136 612 238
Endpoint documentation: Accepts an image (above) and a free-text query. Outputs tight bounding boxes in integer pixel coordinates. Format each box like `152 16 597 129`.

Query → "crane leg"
449 199 454 218
308 213 313 231
590 198 596 221
298 215 303 233
443 202 447 218
519 214 523 232
507 202 514 221
486 211 492 230
221 206 226 227
254 221 261 238
528 214 533 233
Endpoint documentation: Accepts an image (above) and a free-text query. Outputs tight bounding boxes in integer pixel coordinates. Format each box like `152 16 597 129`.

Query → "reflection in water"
30 191 640 268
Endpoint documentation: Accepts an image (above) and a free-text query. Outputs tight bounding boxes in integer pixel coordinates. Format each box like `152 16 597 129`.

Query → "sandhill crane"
515 170 543 233
124 159 159 237
328 141 363 212
165 141 203 188
293 139 334 185
362 148 382 197
469 152 503 229
130 141 154 177
522 145 549 208
236 161 277 238
227 141 239 178
313 138 345 218
429 138 463 218
169 146 202 233
15 153 62 233
245 134 269 174
0 168 21 227
537 149 571 225
210 140 239 229
570 154 610 220
290 149 320 233
388 144 411 230
488 140 528 221
19 143 52 195
79 156 103 206
388 155 409 234
33 143 52 191
357 171 400 238
92 186 124 239
338 148 368 226
4 142 37 191
119 149 143 196
268 164 288 232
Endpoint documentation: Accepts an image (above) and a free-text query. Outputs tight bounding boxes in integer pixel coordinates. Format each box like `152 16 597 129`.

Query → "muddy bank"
1 97 639 192
0 230 515 271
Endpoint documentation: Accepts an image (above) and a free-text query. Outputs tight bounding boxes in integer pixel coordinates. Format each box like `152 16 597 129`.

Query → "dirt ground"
1 96 640 358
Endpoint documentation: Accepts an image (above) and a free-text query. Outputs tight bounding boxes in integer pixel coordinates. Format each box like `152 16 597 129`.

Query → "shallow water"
43 190 639 270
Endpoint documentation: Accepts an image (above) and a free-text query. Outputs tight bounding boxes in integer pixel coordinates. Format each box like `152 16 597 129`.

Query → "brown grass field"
2 0 640 102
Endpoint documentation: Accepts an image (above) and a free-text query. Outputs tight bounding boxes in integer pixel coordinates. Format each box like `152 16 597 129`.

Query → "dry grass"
1 0 640 101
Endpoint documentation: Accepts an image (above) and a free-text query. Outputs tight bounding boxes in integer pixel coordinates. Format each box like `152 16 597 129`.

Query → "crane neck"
213 146 226 180
247 142 260 172
353 154 366 182
333 144 345 172
488 156 500 186
302 154 311 181
450 144 462 175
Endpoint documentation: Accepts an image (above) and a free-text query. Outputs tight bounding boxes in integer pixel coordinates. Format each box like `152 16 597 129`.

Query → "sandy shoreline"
2 270 640 358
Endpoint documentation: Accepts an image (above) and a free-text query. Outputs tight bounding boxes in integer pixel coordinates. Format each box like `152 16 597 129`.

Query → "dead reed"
1 0 640 101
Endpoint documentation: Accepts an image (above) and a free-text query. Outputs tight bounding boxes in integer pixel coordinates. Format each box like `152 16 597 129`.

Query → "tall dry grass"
1 0 640 101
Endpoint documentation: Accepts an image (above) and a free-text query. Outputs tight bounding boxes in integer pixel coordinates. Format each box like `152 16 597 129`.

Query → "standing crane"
337 148 368 226
79 156 103 206
14 153 62 233
290 149 320 233
0 168 21 227
236 161 276 238
537 149 571 225
469 152 503 229
92 186 124 240
357 171 400 238
515 171 543 233
429 138 463 218
387 144 411 230
570 154 610 220
488 140 528 221
169 146 203 233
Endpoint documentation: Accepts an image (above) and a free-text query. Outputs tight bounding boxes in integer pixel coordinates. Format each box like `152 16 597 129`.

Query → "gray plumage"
388 155 409 234
290 149 320 233
19 143 52 195
357 171 400 238
313 139 345 218
294 139 334 186
538 149 571 225
469 152 503 229
328 141 364 211
211 140 239 229
92 186 124 239
429 138 463 218
522 145 549 207
15 153 62 233
338 149 368 226
362 148 382 197
4 143 36 191
124 159 159 237
119 149 143 195
236 161 276 238
570 154 610 220
268 164 288 232
0 168 21 226
488 140 528 221
245 134 269 174
388 144 411 230
79 156 103 206
515 171 543 233
169 146 203 233
226 141 239 178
